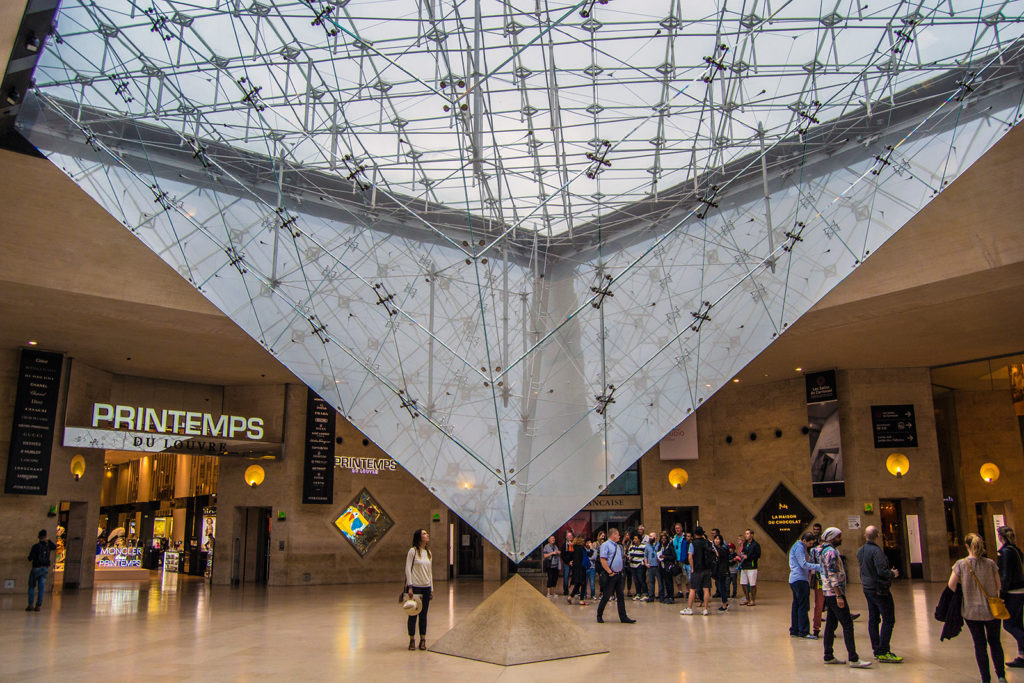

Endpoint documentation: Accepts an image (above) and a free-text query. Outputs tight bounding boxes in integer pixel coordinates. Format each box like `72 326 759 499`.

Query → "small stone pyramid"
429 574 608 666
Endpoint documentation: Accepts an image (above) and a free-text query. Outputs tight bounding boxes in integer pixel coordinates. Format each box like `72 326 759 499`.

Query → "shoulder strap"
964 558 992 599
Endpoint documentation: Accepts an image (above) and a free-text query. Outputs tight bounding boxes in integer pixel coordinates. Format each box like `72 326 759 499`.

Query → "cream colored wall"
213 384 450 587
641 368 948 583
953 389 1024 550
0 350 105 594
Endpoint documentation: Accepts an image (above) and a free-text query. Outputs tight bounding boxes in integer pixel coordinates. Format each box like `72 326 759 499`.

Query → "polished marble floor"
0 574 1018 682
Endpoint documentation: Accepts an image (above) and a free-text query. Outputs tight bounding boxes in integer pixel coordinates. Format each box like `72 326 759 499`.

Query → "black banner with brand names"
4 349 64 495
301 388 335 504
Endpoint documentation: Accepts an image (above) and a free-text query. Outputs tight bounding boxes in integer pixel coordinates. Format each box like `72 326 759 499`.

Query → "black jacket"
28 540 56 568
857 542 896 591
740 540 761 570
934 585 963 641
998 543 1024 595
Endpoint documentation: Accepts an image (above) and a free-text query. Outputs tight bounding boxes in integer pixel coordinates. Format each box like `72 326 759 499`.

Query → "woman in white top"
948 532 1005 683
405 529 433 651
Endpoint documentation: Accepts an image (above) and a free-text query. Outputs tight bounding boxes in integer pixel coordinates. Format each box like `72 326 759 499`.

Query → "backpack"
702 540 717 571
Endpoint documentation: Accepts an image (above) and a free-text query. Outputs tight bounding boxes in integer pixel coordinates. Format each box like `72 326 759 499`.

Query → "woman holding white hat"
405 529 433 651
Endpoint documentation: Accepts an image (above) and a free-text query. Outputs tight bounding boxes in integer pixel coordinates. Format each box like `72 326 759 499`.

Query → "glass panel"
19 0 1024 559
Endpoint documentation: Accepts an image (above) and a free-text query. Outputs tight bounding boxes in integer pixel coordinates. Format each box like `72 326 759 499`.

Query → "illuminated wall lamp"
885 453 909 479
70 454 86 481
980 462 1000 484
244 464 265 488
668 467 689 490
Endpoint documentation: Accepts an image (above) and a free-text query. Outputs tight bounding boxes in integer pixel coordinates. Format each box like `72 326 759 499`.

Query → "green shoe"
876 652 903 664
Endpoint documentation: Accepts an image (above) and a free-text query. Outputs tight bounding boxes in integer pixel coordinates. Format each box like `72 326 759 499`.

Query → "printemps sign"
63 402 267 454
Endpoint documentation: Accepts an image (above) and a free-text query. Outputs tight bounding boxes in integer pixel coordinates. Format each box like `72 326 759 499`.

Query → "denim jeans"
647 566 662 599
586 568 596 599
863 589 896 656
633 566 646 596
28 566 48 607
789 580 811 635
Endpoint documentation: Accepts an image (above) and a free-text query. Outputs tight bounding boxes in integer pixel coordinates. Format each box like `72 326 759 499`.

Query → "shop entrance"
54 501 89 588
976 500 1013 559
879 499 906 575
456 518 483 577
660 506 699 535
233 506 271 585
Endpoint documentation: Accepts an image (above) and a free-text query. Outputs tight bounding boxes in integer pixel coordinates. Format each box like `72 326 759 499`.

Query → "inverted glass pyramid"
17 0 1024 559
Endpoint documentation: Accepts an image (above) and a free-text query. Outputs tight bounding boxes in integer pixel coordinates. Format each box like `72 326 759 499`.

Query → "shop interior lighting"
16 0 1024 560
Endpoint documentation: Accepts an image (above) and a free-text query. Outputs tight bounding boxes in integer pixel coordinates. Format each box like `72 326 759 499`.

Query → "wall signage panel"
754 483 815 553
870 404 918 447
4 349 64 495
806 369 845 498
302 388 335 504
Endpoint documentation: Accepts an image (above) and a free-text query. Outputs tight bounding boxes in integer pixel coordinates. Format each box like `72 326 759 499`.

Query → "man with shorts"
739 528 762 606
680 526 714 616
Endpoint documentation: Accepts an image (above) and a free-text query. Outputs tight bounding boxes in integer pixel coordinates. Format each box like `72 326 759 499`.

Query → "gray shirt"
542 542 561 570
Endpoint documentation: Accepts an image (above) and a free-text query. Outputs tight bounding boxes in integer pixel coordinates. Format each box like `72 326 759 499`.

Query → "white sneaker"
824 658 847 665
702 608 709 616
679 608 693 615
848 660 872 669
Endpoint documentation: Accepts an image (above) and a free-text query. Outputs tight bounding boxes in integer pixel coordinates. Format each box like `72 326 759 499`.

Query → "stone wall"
640 368 949 583
213 384 450 587
0 349 105 595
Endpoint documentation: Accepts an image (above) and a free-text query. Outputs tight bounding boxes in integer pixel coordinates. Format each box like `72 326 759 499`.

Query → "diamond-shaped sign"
17 0 1024 560
754 484 816 553
333 489 394 557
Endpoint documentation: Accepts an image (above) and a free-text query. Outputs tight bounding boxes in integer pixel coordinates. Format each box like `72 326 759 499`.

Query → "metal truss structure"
16 0 1024 559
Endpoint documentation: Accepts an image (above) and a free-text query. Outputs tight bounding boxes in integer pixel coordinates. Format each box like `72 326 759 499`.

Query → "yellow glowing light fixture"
668 467 689 489
886 453 909 479
244 464 265 488
70 455 86 481
980 462 1000 484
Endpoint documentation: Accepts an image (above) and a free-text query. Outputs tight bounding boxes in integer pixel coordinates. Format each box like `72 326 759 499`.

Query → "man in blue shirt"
789 531 822 638
672 523 689 598
597 528 636 624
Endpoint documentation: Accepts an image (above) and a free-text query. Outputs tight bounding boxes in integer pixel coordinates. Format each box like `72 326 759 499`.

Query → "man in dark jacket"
27 529 57 612
857 525 902 663
739 529 762 606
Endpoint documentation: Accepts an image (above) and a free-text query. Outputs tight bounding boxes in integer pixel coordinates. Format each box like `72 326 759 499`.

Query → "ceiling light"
732 378 740 383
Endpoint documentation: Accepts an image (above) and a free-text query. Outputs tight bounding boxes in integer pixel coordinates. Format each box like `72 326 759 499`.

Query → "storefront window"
603 462 640 496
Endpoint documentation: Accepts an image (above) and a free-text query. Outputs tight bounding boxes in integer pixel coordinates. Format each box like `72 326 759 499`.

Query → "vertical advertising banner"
301 388 335 504
4 348 64 495
805 370 845 498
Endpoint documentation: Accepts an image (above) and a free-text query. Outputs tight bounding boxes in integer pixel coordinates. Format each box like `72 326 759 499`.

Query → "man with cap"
819 527 872 668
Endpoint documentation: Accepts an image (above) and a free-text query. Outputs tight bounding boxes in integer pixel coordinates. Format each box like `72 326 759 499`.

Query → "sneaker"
740 598 749 605
702 608 709 616
679 608 693 615
824 658 847 665
848 660 872 669
1007 657 1024 668
32 606 40 611
25 606 32 612
800 634 819 640
876 652 903 664
579 601 588 606
718 605 728 612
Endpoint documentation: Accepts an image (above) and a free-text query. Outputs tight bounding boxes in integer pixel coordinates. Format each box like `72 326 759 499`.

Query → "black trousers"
407 586 431 636
716 573 730 605
966 618 1006 682
863 589 896 656
823 595 859 662
597 572 629 622
1004 592 1024 654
